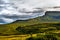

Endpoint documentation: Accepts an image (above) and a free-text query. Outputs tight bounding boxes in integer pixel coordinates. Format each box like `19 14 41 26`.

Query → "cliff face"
45 11 60 19
39 11 60 22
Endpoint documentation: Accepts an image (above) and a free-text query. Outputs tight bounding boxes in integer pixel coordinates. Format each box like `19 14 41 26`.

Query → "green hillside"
0 19 60 40
0 17 60 34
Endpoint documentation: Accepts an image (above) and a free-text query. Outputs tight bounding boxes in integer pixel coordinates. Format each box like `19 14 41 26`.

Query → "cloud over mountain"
0 0 60 24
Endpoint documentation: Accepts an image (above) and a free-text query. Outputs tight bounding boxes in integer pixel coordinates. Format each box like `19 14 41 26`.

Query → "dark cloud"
0 19 6 23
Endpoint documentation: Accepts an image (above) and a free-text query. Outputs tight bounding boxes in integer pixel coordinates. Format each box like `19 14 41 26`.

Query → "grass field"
0 16 60 40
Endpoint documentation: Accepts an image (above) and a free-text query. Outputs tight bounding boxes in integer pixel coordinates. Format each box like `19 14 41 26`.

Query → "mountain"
10 11 60 23
0 11 60 34
39 11 60 22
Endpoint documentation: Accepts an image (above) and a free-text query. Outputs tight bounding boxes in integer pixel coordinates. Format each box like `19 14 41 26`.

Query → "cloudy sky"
0 0 60 24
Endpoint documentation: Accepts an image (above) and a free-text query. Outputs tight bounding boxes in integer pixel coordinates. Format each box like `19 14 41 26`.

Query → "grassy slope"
0 19 60 40
0 17 60 34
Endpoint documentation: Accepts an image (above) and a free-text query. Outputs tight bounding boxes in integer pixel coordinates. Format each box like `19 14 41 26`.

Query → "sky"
0 0 60 24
